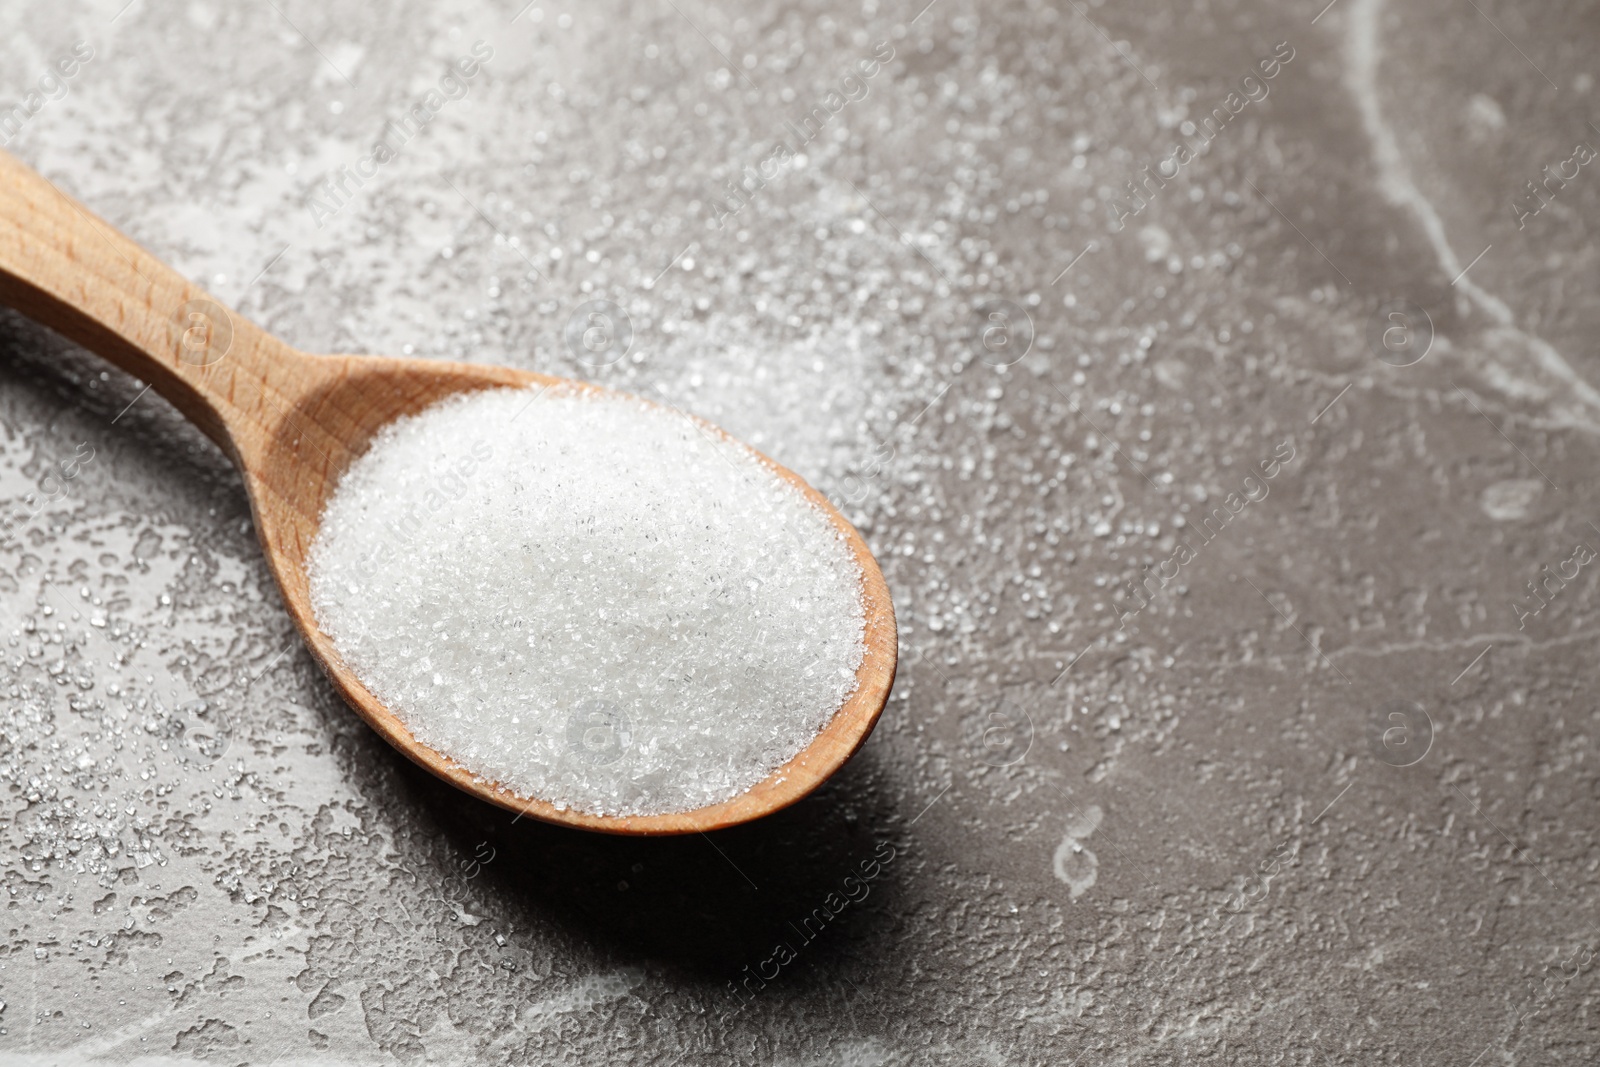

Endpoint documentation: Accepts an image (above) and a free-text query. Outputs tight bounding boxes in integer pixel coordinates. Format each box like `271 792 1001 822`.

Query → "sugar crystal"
307 387 867 816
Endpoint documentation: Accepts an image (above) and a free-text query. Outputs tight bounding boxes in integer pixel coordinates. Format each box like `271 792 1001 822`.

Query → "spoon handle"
0 149 295 460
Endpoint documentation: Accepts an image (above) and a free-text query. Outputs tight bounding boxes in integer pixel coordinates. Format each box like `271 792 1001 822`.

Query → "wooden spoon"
0 150 896 835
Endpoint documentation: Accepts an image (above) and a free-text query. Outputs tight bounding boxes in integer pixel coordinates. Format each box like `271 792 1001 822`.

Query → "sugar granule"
306 386 867 817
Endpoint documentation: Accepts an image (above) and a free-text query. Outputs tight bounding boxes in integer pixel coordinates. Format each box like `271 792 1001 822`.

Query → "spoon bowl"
0 149 897 835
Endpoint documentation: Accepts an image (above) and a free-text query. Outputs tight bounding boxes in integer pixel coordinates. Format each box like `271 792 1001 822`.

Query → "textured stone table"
2 0 1598 1062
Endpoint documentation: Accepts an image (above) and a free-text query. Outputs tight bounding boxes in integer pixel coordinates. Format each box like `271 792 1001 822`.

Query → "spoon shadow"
0 310 246 532
392 735 910 982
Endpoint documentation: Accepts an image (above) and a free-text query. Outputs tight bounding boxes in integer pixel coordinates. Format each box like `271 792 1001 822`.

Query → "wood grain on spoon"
0 149 897 835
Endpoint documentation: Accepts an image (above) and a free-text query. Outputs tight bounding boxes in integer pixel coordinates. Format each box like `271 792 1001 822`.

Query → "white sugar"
306 386 866 817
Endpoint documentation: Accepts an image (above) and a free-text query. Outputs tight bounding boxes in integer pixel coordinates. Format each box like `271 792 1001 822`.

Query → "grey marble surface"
2 0 1599 1063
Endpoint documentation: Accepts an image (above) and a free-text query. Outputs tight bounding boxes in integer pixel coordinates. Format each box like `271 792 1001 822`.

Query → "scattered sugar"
306 386 867 817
